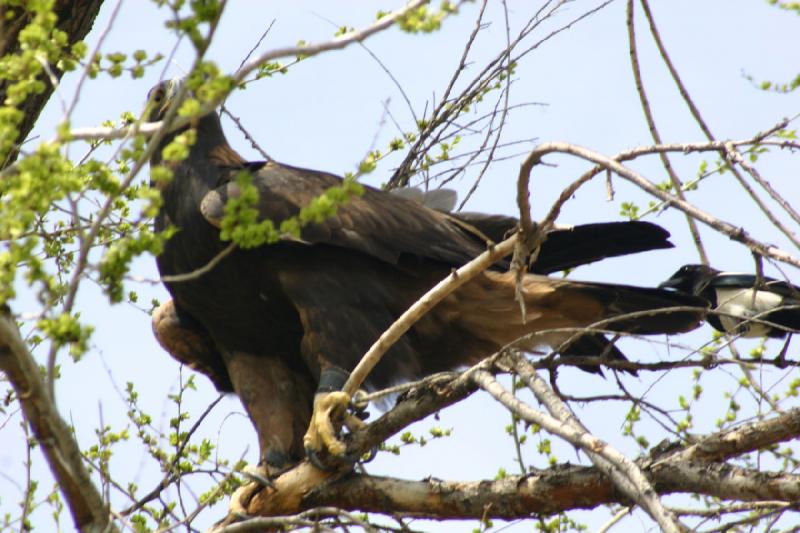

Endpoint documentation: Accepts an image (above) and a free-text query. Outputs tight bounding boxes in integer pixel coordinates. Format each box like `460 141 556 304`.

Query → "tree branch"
295 459 800 521
0 307 119 533
667 406 800 464
221 356 800 524
520 141 800 268
474 360 682 532
626 0 708 264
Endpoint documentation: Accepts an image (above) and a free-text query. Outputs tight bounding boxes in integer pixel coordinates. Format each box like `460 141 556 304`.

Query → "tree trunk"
0 0 105 169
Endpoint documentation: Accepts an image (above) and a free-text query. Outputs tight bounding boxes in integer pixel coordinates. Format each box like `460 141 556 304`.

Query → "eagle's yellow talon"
303 391 351 460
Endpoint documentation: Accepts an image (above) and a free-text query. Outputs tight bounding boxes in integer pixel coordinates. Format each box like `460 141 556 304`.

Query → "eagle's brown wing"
200 162 490 267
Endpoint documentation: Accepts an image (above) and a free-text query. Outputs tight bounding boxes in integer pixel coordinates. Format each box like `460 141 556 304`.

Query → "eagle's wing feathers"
201 161 489 266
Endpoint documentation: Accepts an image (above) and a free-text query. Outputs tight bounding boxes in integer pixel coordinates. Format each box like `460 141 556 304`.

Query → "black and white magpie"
659 264 800 338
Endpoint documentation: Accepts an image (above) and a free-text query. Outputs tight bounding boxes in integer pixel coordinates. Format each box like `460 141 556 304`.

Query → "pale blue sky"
3 1 799 531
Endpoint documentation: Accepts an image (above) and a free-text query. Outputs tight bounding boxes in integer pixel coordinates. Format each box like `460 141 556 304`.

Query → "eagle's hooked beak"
147 78 183 121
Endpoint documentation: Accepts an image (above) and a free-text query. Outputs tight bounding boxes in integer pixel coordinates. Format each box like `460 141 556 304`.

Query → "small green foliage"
256 61 288 80
788 378 800 397
767 0 800 14
82 48 163 80
749 340 766 358
335 25 355 37
381 425 452 456
149 165 174 187
389 137 405 151
295 39 309 61
655 180 673 192
534 514 589 532
37 313 94 361
396 2 458 33
220 170 364 248
160 129 197 161
219 171 281 247
436 135 460 162
697 159 708 179
119 376 240 529
160 0 223 49
745 33 800 94
99 223 174 302
46 487 64 529
619 201 640 220
185 62 236 104
358 150 381 174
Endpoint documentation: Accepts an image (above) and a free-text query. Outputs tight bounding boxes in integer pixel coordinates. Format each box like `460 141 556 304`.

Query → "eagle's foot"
303 391 364 462
303 367 369 468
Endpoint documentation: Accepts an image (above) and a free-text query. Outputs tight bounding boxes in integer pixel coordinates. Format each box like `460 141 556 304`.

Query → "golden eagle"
148 79 707 471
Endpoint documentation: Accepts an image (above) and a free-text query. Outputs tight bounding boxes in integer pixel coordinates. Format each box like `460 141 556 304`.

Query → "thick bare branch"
216 352 800 524
0 308 118 533
667 407 800 464
290 459 800 521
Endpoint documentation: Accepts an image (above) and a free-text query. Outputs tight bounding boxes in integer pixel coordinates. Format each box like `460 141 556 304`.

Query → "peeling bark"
227 460 800 523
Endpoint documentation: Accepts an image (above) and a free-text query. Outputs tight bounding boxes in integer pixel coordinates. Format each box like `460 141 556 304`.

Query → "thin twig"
160 243 236 283
522 141 800 269
626 0 708 264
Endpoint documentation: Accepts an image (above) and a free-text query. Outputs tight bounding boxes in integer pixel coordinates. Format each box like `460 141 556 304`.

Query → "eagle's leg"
224 352 314 475
218 355 316 518
303 366 366 466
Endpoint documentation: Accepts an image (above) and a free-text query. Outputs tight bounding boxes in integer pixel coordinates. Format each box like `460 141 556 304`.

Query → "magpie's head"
659 264 721 295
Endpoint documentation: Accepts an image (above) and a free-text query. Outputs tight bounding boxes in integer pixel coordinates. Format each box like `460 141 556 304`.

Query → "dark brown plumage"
148 79 707 468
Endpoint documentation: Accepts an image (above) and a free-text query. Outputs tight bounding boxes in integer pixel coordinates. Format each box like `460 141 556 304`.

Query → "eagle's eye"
152 88 165 104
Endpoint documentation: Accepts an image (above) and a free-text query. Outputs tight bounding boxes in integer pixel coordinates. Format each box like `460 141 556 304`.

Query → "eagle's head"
146 78 184 122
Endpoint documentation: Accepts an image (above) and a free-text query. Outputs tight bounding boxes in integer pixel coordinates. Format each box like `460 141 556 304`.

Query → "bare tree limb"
638 0 800 236
0 308 118 533
476 358 682 532
667 406 800 464
299 459 800 520
215 350 800 524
